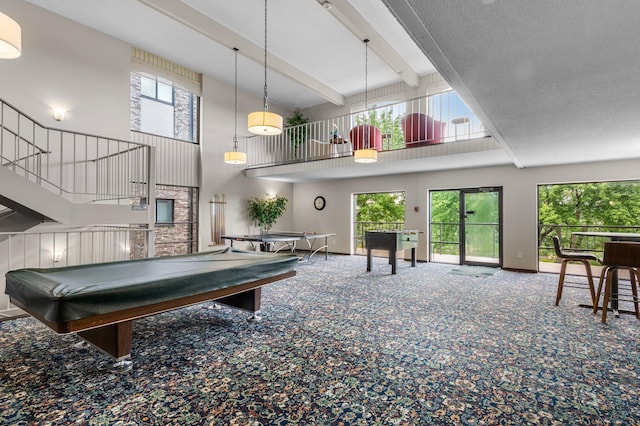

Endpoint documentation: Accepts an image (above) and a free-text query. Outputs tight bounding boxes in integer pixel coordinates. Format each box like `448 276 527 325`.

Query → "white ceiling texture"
25 0 640 175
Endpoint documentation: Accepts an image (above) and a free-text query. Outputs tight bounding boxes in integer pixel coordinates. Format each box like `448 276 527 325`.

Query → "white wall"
0 2 296 253
0 1 132 140
198 75 294 250
292 159 640 271
4 1 639 276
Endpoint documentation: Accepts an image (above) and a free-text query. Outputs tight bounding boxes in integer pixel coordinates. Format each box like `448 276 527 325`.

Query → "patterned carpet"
1 254 639 425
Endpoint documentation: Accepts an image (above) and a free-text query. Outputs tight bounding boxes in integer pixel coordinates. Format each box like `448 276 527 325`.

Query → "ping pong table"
221 231 335 260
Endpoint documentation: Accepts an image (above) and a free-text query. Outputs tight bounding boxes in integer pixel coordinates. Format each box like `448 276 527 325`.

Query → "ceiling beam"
137 0 346 106
318 0 420 88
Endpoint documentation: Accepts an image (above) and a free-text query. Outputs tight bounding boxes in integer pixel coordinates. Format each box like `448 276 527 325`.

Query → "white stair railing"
0 226 155 319
1 98 152 205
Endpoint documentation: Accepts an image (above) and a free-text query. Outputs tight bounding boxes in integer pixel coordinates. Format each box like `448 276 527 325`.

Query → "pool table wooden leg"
77 320 133 361
216 288 262 321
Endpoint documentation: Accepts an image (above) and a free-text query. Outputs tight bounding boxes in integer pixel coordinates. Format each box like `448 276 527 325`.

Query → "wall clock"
314 196 326 211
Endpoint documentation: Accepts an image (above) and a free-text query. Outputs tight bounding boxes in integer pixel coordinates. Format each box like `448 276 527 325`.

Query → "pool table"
5 248 298 371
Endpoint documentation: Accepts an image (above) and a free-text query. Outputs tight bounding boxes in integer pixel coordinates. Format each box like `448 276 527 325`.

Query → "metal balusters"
244 92 488 168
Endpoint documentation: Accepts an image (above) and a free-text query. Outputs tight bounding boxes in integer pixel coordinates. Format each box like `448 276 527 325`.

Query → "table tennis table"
221 231 335 261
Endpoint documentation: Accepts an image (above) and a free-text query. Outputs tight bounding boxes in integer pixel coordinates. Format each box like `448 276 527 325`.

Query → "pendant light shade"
354 148 378 163
248 0 282 135
0 12 21 59
224 150 247 164
248 110 283 135
224 48 247 165
354 38 377 163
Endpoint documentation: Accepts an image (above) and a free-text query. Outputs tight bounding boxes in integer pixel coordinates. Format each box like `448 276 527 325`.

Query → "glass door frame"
460 187 503 267
429 187 503 267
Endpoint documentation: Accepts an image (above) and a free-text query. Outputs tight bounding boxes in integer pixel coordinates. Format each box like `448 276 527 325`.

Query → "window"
538 180 640 267
133 186 199 257
156 199 174 224
131 72 200 143
353 192 405 254
140 75 174 104
350 100 406 151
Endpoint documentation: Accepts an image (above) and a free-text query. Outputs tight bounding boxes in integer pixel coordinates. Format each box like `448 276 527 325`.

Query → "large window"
353 192 405 254
538 180 640 267
350 99 406 151
130 72 200 143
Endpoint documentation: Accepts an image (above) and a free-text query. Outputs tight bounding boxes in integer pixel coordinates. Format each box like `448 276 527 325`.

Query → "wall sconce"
53 108 65 121
53 249 65 263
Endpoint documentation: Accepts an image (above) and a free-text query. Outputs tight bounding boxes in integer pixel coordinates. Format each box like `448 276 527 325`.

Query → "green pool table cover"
5 248 298 323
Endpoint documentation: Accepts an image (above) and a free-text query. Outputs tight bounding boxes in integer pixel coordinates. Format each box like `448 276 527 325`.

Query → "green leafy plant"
285 109 309 155
247 194 288 233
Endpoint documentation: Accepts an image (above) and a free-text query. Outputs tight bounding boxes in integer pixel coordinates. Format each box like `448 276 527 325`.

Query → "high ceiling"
24 0 640 171
24 0 435 110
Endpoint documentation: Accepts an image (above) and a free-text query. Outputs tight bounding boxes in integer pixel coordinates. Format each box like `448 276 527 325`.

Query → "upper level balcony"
244 91 513 182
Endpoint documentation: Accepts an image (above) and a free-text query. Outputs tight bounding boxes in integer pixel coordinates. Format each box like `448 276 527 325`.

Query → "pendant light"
224 48 247 164
0 11 21 59
354 38 377 163
247 0 283 135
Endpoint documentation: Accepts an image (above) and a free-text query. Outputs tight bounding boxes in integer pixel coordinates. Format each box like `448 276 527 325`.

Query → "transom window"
140 75 174 104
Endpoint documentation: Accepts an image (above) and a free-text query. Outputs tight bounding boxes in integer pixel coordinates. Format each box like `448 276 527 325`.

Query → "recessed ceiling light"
322 1 333 10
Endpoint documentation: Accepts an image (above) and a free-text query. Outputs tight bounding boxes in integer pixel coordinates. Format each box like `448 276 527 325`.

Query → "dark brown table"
366 230 419 274
572 231 640 316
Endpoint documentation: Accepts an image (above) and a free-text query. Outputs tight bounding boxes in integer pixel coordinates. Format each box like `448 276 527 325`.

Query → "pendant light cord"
233 47 239 151
263 0 269 112
364 38 370 147
364 38 369 111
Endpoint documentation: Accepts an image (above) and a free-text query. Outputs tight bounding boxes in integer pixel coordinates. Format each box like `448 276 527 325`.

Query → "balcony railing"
539 224 640 261
1 98 152 204
245 91 488 168
354 221 406 254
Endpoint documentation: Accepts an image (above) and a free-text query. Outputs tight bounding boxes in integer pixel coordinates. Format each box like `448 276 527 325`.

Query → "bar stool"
595 241 640 323
552 236 600 306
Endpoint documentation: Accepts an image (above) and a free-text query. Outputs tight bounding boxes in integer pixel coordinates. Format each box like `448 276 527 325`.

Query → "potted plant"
286 109 309 157
247 194 288 234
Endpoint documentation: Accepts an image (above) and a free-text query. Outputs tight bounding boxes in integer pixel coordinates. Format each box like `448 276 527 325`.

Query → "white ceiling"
24 0 435 110
384 0 640 169
23 0 640 173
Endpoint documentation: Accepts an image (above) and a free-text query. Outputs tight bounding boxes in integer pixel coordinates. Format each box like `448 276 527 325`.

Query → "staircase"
0 98 156 320
0 97 154 226
0 200 47 243
0 165 149 226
